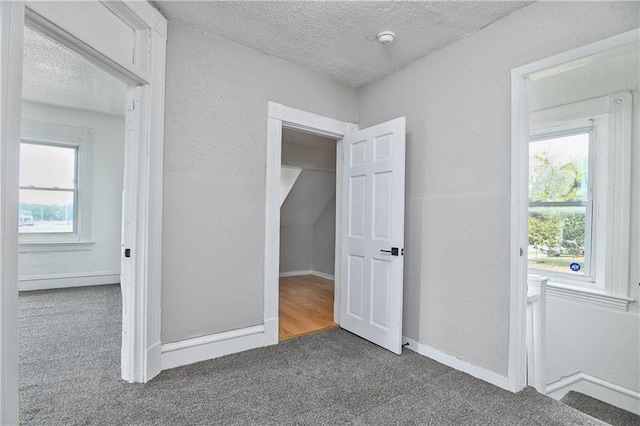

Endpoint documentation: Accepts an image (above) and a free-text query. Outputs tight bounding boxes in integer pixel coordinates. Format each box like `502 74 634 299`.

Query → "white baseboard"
161 325 266 371
546 372 640 415
279 270 335 280
311 270 335 281
146 341 162 382
403 336 512 392
279 270 312 277
18 271 120 291
264 317 278 346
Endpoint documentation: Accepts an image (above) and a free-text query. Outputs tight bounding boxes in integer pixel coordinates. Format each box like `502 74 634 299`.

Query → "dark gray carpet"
561 391 640 426
20 285 608 425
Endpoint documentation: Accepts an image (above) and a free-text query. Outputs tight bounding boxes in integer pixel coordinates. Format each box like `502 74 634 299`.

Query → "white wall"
312 195 336 277
356 1 639 377
279 131 337 277
162 22 357 343
531 49 639 392
19 101 124 290
279 225 313 274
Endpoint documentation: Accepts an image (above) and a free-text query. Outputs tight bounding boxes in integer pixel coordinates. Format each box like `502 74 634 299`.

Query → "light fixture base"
377 31 396 45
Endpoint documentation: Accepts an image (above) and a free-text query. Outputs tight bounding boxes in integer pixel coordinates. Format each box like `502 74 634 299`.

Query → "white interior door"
340 117 406 354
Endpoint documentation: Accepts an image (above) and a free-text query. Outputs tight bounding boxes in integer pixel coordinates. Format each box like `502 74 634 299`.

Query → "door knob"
381 247 400 256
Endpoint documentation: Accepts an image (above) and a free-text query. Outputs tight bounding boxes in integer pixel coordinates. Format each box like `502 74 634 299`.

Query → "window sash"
19 140 79 235
528 128 595 282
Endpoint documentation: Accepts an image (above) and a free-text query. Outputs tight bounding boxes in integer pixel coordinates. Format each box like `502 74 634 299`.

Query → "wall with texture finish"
531 48 639 392
312 196 336 276
356 1 639 377
162 22 357 343
19 101 124 288
279 225 313 273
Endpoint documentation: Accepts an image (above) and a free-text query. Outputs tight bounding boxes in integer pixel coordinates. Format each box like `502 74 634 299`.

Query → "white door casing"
0 2 24 423
1 4 166 421
340 117 406 355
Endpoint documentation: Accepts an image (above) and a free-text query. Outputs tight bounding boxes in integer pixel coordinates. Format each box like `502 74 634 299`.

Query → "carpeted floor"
560 391 640 426
19 285 608 425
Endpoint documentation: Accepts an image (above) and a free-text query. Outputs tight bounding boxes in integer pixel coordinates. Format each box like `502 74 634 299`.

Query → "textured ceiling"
154 1 532 87
23 27 127 116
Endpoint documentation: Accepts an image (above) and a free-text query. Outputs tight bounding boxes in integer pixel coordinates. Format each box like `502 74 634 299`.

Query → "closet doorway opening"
278 128 338 341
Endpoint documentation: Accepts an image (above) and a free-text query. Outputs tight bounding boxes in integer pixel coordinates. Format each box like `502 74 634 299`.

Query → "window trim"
19 119 94 252
529 91 633 303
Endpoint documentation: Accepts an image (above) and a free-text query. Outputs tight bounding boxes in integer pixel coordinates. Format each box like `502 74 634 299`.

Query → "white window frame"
529 91 633 309
529 125 595 283
18 119 94 252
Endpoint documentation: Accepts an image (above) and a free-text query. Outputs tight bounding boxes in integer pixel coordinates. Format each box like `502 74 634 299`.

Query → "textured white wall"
313 196 336 277
162 22 357 343
531 47 639 392
19 101 124 286
356 1 639 376
279 132 337 277
279 225 313 273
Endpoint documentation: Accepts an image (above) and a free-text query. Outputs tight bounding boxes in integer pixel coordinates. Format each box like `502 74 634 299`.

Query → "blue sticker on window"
569 263 581 272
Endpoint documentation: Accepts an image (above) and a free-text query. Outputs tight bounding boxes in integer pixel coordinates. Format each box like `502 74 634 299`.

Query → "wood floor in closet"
279 274 338 341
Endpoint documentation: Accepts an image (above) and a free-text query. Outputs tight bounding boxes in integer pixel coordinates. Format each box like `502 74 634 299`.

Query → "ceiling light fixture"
377 31 396 45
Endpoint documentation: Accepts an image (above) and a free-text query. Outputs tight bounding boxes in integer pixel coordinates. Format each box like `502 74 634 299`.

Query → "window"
528 91 632 307
19 142 78 234
19 119 94 252
529 131 592 280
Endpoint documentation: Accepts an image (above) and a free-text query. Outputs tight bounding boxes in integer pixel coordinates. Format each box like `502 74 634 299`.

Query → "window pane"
528 206 587 277
20 143 76 189
529 133 589 202
19 189 74 233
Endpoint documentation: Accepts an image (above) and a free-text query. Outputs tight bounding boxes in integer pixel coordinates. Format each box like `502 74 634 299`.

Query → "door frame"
264 102 357 344
1 2 166 422
508 28 640 392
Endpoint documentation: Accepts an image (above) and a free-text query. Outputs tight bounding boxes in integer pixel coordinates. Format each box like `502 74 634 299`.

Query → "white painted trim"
19 241 95 253
161 325 266 371
509 28 640 396
508 66 530 393
18 271 119 291
25 4 150 86
403 337 512 392
278 270 335 281
546 282 633 312
265 102 356 347
546 372 640 415
268 102 354 139
520 29 640 79
263 317 278 344
264 116 282 347
0 2 24 423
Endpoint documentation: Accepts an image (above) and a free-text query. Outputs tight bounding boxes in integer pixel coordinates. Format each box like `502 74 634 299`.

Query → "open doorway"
278 128 338 340
511 30 639 415
18 25 128 420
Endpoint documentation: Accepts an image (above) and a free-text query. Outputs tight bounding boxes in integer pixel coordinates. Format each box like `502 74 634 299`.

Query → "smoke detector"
377 31 396 45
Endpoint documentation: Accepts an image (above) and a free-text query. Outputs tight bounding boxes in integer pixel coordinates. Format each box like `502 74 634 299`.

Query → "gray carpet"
560 391 640 426
20 285 608 425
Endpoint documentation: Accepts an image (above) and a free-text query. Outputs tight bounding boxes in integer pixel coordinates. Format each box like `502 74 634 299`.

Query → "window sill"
546 281 635 312
19 241 95 253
